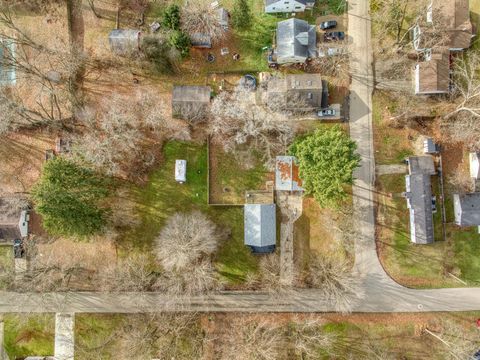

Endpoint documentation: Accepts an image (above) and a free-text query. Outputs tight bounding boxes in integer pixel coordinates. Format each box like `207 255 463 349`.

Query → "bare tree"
210 87 295 169
154 211 219 272
287 318 337 359
181 0 227 44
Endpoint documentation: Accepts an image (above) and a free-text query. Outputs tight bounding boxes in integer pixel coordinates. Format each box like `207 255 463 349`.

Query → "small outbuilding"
453 193 480 227
172 85 211 120
275 156 303 191
190 33 212 48
423 138 438 154
244 203 276 253
470 152 480 179
175 160 187 183
217 7 229 30
0 197 29 242
108 29 141 54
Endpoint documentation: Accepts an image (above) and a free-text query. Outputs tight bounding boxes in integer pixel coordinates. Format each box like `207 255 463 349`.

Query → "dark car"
13 239 25 259
320 20 337 30
324 31 345 42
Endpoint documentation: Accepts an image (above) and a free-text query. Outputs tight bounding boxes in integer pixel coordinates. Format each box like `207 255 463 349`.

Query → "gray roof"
108 29 141 54
407 156 436 175
405 174 434 244
244 204 276 248
453 193 480 226
0 197 29 241
172 85 211 104
0 39 16 85
217 8 229 28
267 74 323 110
190 33 212 48
276 18 317 63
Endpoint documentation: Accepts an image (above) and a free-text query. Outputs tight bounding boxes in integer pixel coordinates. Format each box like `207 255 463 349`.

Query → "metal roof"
108 29 141 54
405 174 434 244
454 193 480 226
276 18 317 63
244 204 276 250
275 156 303 191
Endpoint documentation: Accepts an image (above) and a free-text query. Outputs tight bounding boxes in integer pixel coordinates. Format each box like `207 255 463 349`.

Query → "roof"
470 152 480 179
415 53 450 94
266 0 307 4
276 18 317 63
275 156 303 191
108 29 141 54
190 33 212 48
172 86 211 104
266 74 323 110
405 174 435 244
423 138 438 154
244 204 276 251
0 39 16 85
434 0 472 49
0 196 28 241
407 156 436 175
217 8 229 27
454 193 480 226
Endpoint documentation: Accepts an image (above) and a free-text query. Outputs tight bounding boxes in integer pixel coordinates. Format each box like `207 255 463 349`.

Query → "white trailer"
175 160 187 183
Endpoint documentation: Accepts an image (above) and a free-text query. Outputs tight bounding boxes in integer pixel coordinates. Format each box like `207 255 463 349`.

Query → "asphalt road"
0 0 478 314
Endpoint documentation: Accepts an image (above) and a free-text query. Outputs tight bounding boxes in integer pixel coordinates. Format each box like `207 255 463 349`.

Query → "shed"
244 203 276 253
275 18 317 64
453 193 480 226
190 33 212 48
172 85 211 120
0 39 16 85
175 160 187 183
217 7 229 30
0 197 29 241
275 156 303 191
470 152 480 179
108 29 141 54
423 138 438 154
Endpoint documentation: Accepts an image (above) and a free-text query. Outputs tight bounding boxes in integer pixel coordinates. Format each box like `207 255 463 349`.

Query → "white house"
265 0 315 14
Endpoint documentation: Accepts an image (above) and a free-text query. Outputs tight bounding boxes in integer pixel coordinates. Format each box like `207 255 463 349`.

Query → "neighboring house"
275 18 317 64
0 39 16 85
414 52 450 95
244 203 276 253
191 8 229 48
413 0 472 52
453 193 480 226
0 197 29 242
172 85 211 120
404 156 436 244
108 29 141 54
275 156 304 191
470 152 480 179
265 0 315 13
265 73 323 111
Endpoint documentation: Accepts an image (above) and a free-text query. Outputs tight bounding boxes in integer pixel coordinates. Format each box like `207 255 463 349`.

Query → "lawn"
377 174 480 288
3 314 54 358
121 141 258 285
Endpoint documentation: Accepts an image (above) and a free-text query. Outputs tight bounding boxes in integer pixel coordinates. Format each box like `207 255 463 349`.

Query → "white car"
318 109 336 117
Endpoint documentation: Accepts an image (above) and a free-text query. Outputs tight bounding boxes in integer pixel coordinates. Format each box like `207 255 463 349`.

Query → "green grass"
121 141 258 285
3 314 54 358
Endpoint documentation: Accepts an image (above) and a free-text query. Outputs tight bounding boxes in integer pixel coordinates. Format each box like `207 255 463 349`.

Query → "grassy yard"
377 174 480 288
121 141 258 285
3 314 54 358
0 246 12 289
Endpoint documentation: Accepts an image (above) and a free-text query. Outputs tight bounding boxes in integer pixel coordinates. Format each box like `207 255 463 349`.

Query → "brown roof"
434 0 472 49
415 52 450 94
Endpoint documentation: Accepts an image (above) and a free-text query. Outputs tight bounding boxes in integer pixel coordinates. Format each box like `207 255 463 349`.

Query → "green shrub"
169 30 190 58
162 4 180 30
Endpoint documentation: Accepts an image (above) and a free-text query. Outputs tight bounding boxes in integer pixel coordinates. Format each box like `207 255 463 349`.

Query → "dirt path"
276 192 303 286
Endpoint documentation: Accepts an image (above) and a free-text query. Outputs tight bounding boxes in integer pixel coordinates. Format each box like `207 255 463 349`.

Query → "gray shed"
0 39 16 85
108 29 141 54
217 8 229 30
276 18 317 64
190 33 212 48
172 85 211 120
453 193 480 227
244 204 276 253
0 197 29 241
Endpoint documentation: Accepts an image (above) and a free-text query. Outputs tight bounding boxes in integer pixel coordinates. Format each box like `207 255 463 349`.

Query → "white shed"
175 160 187 183
470 152 480 179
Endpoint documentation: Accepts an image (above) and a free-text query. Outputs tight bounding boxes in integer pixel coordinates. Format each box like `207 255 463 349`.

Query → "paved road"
0 0 478 314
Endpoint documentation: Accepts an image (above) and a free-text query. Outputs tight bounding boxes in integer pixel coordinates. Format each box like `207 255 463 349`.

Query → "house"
108 29 141 54
244 203 276 253
404 156 436 244
265 73 323 111
175 159 186 183
470 152 480 179
275 156 303 191
275 18 317 64
191 8 229 48
172 85 211 120
413 0 472 52
0 197 29 242
265 0 315 13
453 193 480 226
414 52 450 95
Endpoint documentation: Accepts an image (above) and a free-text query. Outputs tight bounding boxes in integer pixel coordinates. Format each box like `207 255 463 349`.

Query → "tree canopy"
289 126 360 208
31 157 111 237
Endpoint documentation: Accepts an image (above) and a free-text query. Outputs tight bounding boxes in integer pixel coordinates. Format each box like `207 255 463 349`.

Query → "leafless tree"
154 211 219 272
307 51 350 86
302 252 363 313
181 0 227 44
210 87 296 169
287 317 337 359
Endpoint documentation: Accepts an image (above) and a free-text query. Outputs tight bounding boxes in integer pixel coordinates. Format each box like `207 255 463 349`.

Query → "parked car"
319 20 337 30
431 196 437 213
324 31 345 42
317 109 336 117
13 239 25 259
